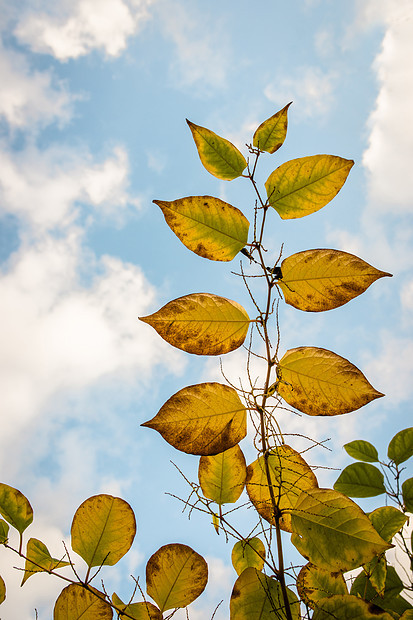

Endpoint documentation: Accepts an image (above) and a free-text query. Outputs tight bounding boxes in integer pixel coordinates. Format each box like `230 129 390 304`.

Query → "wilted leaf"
71 494 136 568
246 445 318 532
278 249 391 312
276 346 384 416
230 567 300 620
334 463 386 498
0 483 33 534
142 382 247 456
265 154 353 219
388 428 413 465
0 576 5 604
369 506 408 543
139 293 250 356
186 120 247 180
153 196 249 261
21 538 69 586
296 563 347 609
312 594 394 620
146 543 207 612
252 103 292 154
402 478 413 512
112 593 162 619
350 566 411 617
0 520 9 544
54 584 112 620
344 440 379 462
231 538 266 576
199 445 246 504
290 488 391 572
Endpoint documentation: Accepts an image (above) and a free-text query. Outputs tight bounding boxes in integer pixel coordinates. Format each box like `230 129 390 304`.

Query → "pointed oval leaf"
153 196 249 262
142 382 247 456
334 463 385 498
350 566 410 616
71 494 136 568
199 445 246 504
0 483 33 534
388 428 413 465
312 594 395 620
277 346 384 416
230 567 300 620
363 553 387 597
146 543 207 612
0 520 9 544
369 507 408 543
21 538 69 586
402 477 413 512
296 563 347 609
278 249 391 312
0 576 5 604
290 488 392 572
112 593 162 619
246 445 318 532
252 103 292 154
54 584 112 620
344 440 379 463
231 538 266 576
139 293 250 356
265 154 353 219
186 120 247 180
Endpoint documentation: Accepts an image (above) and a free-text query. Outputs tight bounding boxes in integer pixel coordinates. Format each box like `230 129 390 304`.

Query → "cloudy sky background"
0 0 412 617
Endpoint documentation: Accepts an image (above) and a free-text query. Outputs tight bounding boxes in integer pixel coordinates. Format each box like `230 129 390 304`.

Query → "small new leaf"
252 102 292 154
231 538 266 576
198 445 247 504
0 483 33 534
334 463 386 498
344 440 379 462
388 427 413 465
21 538 69 586
54 584 112 619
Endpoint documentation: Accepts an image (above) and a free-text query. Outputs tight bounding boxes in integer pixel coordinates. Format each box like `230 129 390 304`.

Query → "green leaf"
290 488 391 572
139 293 250 356
186 119 247 180
21 538 69 585
112 593 162 619
0 520 9 544
334 463 386 498
344 440 379 462
0 576 5 604
153 196 249 261
296 563 347 609
71 494 136 568
278 249 391 312
146 543 208 612
312 594 395 620
351 566 411 617
199 445 246 504
54 584 112 619
0 483 33 534
369 506 408 543
277 346 384 416
142 382 247 456
363 553 387 597
230 567 300 619
402 477 413 512
231 538 266 576
252 102 292 154
265 154 354 219
388 428 413 465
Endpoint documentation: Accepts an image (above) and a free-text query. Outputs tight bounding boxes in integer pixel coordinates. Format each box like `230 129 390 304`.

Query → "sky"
0 0 412 617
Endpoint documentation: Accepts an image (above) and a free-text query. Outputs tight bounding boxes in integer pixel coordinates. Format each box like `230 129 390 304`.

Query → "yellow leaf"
312 594 394 620
142 382 247 455
265 154 354 219
296 563 347 609
112 593 162 619
186 119 247 180
253 102 292 154
154 196 249 261
0 576 5 604
199 445 246 504
277 346 384 416
71 494 136 568
146 543 208 612
139 293 250 356
21 538 69 586
291 488 392 572
54 584 112 620
0 483 33 534
278 249 391 312
246 445 318 532
231 538 266 576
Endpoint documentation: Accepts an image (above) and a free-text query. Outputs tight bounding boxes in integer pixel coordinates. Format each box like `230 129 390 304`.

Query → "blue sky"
0 0 412 617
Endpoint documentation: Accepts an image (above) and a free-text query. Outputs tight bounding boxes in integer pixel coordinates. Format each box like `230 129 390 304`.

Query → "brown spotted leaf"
296 563 347 609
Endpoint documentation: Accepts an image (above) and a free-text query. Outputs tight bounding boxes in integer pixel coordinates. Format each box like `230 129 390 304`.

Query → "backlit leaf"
296 563 347 609
199 445 246 504
312 594 394 620
21 538 69 586
0 576 5 604
350 566 411 617
246 445 318 532
252 103 292 154
369 506 408 543
290 488 391 572
186 120 247 180
402 477 413 512
334 463 385 498
142 382 247 456
230 567 300 620
277 249 391 312
0 520 9 544
276 346 384 416
112 593 161 619
153 196 249 261
0 483 33 534
54 584 112 620
71 494 136 568
231 538 266 576
388 428 413 465
344 440 379 462
265 154 353 219
146 543 207 612
139 293 250 356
